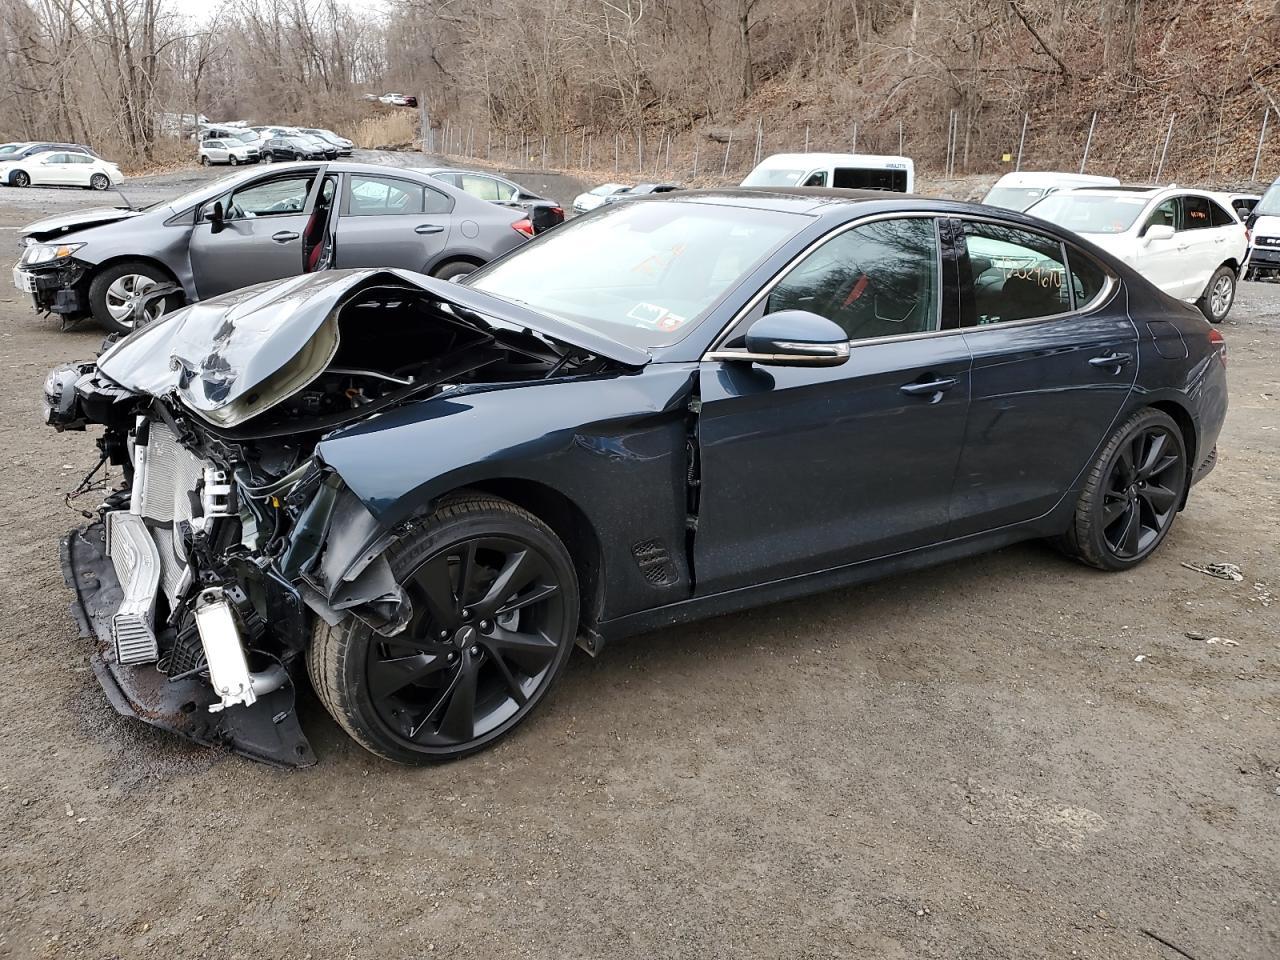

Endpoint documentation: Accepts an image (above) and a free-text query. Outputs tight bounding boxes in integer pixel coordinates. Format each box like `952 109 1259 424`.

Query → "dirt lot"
0 166 1277 960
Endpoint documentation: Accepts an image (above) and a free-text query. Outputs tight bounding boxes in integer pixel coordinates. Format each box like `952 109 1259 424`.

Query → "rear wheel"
10 169 29 187
308 494 579 764
431 259 479 281
87 261 178 335
1198 265 1235 323
89 173 110 191
200 155 211 167
1058 408 1188 571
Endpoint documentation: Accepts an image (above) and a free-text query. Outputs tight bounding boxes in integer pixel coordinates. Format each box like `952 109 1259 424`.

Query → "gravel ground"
0 164 1277 960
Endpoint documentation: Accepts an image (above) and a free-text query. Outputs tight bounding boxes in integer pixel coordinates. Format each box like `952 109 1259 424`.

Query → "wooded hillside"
2 0 1279 184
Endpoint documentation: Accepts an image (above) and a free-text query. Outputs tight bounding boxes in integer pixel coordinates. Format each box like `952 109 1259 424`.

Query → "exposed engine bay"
48 270 618 765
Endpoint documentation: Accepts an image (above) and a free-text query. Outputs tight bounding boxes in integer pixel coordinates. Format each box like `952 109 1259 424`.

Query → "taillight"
1209 327 1226 365
511 218 535 238
550 206 564 218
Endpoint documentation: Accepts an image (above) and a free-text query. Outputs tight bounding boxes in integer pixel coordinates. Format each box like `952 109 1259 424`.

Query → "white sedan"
572 182 631 214
1028 186 1248 322
0 151 123 191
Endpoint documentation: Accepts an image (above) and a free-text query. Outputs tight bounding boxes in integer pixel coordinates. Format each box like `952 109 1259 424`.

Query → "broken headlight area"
52 272 616 765
22 259 89 318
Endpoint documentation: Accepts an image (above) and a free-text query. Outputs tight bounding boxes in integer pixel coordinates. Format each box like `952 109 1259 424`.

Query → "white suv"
198 137 259 166
1027 186 1247 322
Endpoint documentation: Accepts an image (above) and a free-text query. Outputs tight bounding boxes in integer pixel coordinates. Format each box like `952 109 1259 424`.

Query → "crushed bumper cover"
60 522 316 767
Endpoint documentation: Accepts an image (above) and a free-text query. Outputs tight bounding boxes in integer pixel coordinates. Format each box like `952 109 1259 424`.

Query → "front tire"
10 169 30 187
1058 408 1188 571
308 493 579 764
229 155 239 166
87 261 177 335
1198 265 1236 323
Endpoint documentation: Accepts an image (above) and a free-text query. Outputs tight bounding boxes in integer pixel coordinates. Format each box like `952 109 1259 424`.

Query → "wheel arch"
1146 397 1198 507
6 167 30 185
425 252 486 276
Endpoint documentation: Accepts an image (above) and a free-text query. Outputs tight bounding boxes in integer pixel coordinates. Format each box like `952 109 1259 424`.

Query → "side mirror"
740 310 849 367
1144 224 1175 243
208 200 225 234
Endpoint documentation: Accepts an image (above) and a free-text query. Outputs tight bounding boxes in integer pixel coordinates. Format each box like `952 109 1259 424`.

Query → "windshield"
0 143 29 156
983 186 1049 212
465 200 801 349
1028 193 1150 234
741 167 807 187
1255 178 1280 218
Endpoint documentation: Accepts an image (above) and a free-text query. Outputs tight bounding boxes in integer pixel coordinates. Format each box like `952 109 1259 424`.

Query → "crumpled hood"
96 268 649 427
22 207 144 241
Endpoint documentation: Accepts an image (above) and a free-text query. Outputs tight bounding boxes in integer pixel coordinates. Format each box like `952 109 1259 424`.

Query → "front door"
35 153 73 186
333 172 453 272
950 218 1138 535
188 169 321 299
694 215 972 595
1134 196 1193 299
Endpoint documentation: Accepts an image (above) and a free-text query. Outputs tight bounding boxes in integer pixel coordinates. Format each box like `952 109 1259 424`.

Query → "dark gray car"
14 161 532 333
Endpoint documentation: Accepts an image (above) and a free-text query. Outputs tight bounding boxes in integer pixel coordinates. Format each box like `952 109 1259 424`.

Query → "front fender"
315 363 700 620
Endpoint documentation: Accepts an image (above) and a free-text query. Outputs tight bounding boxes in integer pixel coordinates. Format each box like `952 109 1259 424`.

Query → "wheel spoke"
1102 493 1129 526
485 625 558 671
435 655 480 742
1115 442 1136 483
1141 482 1178 513
490 652 529 706
368 651 450 700
497 582 559 617
476 549 542 618
456 541 479 609
1121 505 1142 556
416 554 460 629
1136 432 1168 478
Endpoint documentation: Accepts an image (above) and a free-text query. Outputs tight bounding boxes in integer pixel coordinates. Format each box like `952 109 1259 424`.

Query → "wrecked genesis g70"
46 191 1228 765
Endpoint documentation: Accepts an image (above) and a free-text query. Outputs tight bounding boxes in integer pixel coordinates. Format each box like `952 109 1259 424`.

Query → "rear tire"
1057 408 1188 571
431 259 479 281
1198 265 1235 323
308 493 579 764
200 155 210 167
89 173 110 191
87 260 178 335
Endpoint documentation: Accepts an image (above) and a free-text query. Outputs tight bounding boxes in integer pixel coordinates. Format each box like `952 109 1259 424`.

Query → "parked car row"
196 124 355 166
361 92 418 107
42 184 1229 766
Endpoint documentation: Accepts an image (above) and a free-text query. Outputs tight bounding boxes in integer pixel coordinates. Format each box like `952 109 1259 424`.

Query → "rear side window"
1181 195 1213 230
1066 248 1109 308
832 167 909 192
1209 201 1237 227
963 221 1070 324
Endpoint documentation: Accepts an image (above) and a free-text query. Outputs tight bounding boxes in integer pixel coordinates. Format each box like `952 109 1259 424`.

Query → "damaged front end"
47 269 632 766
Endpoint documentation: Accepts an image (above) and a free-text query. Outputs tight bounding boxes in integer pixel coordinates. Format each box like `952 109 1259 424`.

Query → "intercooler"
104 421 230 664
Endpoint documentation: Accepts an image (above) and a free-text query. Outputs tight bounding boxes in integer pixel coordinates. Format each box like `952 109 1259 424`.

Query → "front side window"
766 218 940 341
225 175 313 219
964 221 1069 324
1143 198 1178 234
801 171 827 187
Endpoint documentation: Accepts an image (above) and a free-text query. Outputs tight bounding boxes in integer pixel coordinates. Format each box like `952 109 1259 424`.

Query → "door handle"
271 231 300 243
415 224 445 235
900 377 957 398
1089 352 1132 369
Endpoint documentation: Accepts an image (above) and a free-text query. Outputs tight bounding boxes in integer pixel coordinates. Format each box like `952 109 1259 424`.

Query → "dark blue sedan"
48 189 1228 766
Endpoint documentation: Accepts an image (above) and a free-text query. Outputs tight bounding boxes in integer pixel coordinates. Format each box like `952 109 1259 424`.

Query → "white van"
983 171 1120 212
741 153 914 193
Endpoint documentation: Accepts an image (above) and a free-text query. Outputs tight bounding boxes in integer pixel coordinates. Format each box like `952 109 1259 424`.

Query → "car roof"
1066 185 1222 201
752 152 913 168
993 171 1119 187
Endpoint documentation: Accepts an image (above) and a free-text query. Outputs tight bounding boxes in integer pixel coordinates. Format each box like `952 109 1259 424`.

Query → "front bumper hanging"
60 522 316 768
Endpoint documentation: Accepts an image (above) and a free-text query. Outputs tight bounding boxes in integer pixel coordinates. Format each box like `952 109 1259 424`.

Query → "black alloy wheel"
309 494 579 763
1098 423 1185 560
367 534 570 751
1058 408 1188 570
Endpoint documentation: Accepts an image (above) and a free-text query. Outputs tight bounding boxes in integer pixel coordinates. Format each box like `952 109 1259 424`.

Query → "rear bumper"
60 523 316 767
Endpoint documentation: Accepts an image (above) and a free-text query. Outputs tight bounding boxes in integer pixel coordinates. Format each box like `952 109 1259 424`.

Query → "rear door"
950 218 1137 535
188 168 321 298
1178 194 1225 298
694 215 972 594
333 172 453 271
